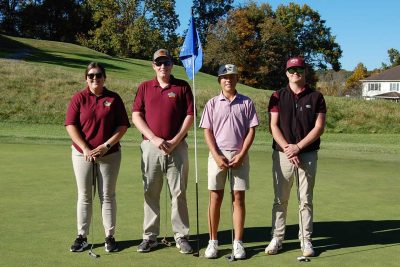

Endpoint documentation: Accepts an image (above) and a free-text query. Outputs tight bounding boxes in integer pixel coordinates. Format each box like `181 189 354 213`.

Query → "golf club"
161 154 172 247
226 168 235 262
295 167 309 263
88 161 100 258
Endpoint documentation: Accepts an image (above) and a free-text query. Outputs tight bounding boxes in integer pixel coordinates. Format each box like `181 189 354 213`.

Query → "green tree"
274 3 342 70
1 0 91 42
81 0 178 59
204 2 342 89
345 63 368 96
0 0 23 35
387 48 400 67
192 0 233 45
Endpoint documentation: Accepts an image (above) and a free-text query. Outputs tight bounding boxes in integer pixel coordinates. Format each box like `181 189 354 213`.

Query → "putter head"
226 254 235 262
297 256 310 262
161 237 172 247
88 251 100 258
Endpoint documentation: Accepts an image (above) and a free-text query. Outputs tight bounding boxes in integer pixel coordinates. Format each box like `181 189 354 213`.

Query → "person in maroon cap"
132 49 194 254
265 57 326 257
65 62 130 253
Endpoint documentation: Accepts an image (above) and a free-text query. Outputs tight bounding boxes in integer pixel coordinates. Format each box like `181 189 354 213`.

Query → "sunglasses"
287 67 305 74
87 73 103 79
154 60 172 67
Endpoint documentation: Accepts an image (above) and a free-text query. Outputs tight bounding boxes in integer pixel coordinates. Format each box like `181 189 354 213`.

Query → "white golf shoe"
233 240 246 259
204 240 218 259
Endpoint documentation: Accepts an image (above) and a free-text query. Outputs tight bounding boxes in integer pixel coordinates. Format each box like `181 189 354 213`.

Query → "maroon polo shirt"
132 75 194 140
268 85 326 153
65 86 130 154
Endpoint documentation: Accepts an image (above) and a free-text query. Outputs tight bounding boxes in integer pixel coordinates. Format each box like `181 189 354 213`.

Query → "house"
361 65 400 102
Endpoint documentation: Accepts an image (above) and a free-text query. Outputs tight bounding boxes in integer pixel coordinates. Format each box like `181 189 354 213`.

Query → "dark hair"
85 62 106 79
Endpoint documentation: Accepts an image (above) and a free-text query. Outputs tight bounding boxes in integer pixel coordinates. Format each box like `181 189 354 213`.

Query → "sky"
176 0 400 71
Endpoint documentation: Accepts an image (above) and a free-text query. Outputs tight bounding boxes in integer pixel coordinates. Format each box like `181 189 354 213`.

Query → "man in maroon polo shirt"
132 49 194 254
265 57 326 257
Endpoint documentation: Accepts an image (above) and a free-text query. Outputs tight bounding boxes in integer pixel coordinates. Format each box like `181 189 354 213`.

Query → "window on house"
368 83 381 91
390 83 399 91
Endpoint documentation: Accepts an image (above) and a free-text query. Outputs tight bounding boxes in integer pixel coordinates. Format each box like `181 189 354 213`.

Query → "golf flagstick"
191 55 200 257
88 161 100 258
178 11 202 256
295 167 310 263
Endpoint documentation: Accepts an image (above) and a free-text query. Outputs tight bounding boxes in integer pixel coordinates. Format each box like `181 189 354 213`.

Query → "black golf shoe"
105 235 118 252
70 235 88 252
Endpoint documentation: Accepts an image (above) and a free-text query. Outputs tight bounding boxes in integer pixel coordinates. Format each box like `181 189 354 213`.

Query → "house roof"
362 65 400 81
373 91 400 99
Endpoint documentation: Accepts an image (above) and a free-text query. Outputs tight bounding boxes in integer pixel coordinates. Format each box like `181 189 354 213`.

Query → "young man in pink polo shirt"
199 64 259 259
132 49 194 254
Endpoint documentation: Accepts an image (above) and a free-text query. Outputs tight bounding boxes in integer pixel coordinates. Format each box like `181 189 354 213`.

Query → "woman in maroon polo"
65 62 130 253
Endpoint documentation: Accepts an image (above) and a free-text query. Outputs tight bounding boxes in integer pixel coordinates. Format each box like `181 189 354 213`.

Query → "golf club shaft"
295 167 306 249
228 168 235 261
88 161 99 258
162 154 171 246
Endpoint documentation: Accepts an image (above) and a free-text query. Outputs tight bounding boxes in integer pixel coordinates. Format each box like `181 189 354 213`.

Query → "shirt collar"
286 84 310 97
218 91 241 102
85 86 109 97
151 75 175 89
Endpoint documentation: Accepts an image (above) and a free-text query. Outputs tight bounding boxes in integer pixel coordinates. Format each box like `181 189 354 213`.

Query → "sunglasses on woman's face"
287 67 305 74
87 73 103 79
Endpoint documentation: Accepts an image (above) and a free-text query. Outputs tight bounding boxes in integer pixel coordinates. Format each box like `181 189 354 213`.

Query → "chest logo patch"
103 100 112 107
168 92 176 98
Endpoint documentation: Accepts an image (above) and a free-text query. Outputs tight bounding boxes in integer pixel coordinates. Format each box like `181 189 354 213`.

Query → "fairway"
1 133 399 267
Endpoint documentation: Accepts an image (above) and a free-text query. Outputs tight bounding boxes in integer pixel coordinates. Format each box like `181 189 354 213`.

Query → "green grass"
1 125 399 266
2 34 400 133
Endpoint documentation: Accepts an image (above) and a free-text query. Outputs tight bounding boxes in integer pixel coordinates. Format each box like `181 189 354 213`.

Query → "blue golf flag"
179 15 203 80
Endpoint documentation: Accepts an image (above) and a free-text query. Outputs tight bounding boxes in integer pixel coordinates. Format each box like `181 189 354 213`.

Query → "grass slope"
1 34 400 133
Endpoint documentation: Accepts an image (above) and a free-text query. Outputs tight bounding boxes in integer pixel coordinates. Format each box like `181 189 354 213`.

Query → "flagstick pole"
191 54 200 257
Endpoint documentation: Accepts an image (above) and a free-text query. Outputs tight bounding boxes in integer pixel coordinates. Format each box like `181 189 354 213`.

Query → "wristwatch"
105 143 111 150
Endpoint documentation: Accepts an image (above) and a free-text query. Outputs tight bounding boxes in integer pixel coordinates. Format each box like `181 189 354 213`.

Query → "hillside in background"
1 34 399 133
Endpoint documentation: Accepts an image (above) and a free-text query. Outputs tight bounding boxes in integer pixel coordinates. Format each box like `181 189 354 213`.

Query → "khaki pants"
71 146 121 237
140 140 190 241
270 150 317 241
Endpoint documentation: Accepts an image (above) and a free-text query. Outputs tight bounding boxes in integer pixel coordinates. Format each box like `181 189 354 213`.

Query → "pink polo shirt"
65 86 130 154
132 76 194 140
199 92 259 151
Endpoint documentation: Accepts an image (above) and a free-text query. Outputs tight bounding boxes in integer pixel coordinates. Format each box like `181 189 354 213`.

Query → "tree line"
2 0 381 92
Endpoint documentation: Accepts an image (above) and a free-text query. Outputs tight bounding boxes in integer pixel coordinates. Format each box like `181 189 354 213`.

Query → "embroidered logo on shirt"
103 100 112 107
168 92 176 98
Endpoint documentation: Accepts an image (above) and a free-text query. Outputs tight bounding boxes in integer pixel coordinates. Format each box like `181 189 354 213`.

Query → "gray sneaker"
265 238 282 255
137 239 158 252
176 237 193 254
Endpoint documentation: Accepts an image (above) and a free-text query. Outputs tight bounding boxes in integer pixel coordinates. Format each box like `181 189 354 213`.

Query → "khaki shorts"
208 150 249 191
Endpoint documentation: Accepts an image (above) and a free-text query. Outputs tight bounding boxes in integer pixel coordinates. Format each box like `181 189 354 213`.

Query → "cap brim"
154 56 170 61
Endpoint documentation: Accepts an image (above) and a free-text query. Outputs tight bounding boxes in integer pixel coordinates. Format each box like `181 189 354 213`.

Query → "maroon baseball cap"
286 57 305 70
